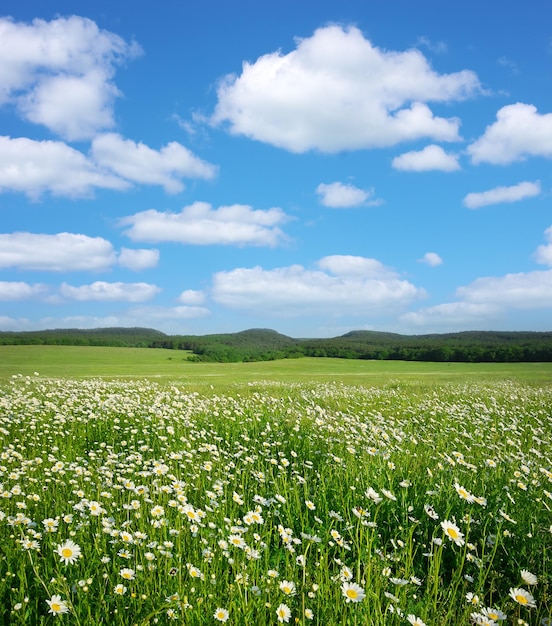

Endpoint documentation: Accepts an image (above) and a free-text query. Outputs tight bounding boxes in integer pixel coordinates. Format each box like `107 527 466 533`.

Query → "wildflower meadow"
0 374 550 625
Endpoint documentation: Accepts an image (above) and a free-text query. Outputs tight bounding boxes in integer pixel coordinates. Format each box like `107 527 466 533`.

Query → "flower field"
0 375 550 625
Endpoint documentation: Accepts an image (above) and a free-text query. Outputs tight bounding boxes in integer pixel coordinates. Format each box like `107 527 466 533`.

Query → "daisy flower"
454 482 475 503
341 581 366 603
214 607 229 622
365 487 383 504
339 566 353 582
441 520 465 546
509 587 536 608
228 534 246 549
407 615 427 626
470 612 496 625
46 595 69 615
56 539 81 565
279 580 297 596
119 567 135 580
276 603 292 623
520 569 538 585
480 606 507 621
114 584 127 595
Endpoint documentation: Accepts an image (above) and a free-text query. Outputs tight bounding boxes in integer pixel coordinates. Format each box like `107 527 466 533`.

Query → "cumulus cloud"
120 201 290 246
463 181 541 209
401 301 498 329
418 252 443 266
0 15 141 140
0 281 48 300
0 136 129 199
0 134 217 199
91 133 217 194
60 281 160 302
0 232 117 271
0 315 33 331
456 270 552 309
118 248 159 271
211 255 425 316
468 103 552 164
404 266 552 330
534 226 552 266
211 25 480 153
317 255 398 278
392 144 460 171
177 289 206 305
316 182 379 208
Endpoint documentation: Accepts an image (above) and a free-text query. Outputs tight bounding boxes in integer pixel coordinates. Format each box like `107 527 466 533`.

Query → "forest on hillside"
2 327 552 363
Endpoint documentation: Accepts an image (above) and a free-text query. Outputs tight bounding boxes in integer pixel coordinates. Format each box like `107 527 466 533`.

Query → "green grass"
1 345 552 389
0 375 550 624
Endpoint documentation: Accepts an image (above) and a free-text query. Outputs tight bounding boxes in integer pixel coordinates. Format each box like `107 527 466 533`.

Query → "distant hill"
1 327 552 363
0 327 166 347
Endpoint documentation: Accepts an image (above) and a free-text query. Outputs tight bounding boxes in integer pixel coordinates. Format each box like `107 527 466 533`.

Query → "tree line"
2 327 552 363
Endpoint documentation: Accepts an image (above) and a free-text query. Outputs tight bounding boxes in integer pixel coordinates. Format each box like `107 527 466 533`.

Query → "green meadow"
1 344 552 388
0 346 551 624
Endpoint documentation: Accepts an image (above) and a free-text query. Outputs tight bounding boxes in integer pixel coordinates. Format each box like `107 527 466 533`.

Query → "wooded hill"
2 327 552 363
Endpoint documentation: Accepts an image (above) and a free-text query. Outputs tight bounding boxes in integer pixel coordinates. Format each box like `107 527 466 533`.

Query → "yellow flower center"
51 603 61 612
447 528 459 539
62 548 72 558
346 589 358 599
516 594 528 605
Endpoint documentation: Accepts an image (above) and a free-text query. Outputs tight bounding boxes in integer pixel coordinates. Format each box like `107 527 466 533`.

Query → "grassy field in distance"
1 344 551 388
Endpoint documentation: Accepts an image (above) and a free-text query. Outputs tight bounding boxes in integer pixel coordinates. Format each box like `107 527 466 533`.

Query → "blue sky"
1 0 551 337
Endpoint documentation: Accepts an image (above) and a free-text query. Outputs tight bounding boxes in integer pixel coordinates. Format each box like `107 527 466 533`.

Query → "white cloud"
401 301 498 329
0 134 216 199
211 255 425 316
456 270 552 309
120 201 289 246
0 315 33 331
0 281 48 300
0 306 210 333
118 248 159 271
418 252 443 266
212 25 480 153
19 71 121 142
463 180 541 209
177 289 206 305
317 255 398 278
316 182 378 208
416 36 448 54
392 144 460 171
468 103 552 164
60 281 160 302
91 133 217 194
125 305 211 322
403 261 552 330
0 136 129 199
0 15 141 140
0 232 117 271
534 226 552 266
